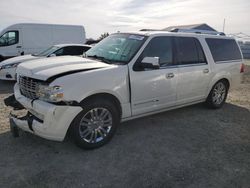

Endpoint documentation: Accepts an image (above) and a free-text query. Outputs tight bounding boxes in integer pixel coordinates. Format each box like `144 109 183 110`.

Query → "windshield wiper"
86 55 112 64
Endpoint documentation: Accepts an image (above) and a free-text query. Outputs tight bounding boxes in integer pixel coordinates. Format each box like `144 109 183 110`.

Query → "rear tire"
70 98 120 149
206 80 229 109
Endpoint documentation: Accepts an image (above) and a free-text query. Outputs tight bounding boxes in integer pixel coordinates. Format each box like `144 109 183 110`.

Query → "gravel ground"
0 62 249 188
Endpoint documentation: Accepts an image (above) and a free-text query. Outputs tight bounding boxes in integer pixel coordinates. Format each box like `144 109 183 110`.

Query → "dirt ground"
0 62 249 188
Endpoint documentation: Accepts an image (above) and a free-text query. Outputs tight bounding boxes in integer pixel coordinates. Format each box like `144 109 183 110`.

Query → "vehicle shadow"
0 102 249 187
0 80 15 94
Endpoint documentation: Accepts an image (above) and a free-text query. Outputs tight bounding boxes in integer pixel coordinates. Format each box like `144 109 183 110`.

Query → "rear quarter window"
206 38 242 62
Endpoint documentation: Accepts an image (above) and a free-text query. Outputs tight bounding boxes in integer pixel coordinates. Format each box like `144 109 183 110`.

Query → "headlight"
1 63 20 69
37 85 64 102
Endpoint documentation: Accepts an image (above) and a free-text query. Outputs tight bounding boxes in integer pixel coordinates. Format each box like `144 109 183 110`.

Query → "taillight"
240 63 245 73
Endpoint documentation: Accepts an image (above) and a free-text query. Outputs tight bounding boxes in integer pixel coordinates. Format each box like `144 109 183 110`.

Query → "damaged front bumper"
9 111 36 137
9 110 43 132
7 83 83 141
4 94 24 110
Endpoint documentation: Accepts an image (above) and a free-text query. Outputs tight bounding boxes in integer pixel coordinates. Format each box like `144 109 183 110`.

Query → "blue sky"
0 0 249 38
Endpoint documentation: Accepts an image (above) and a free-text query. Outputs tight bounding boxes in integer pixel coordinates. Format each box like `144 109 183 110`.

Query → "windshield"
34 46 60 57
85 33 147 64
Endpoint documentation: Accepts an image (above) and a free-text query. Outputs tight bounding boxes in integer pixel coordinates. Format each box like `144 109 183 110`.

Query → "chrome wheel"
212 82 226 105
79 108 112 143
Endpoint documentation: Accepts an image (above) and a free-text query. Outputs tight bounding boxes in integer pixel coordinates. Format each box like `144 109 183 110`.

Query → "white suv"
7 30 244 149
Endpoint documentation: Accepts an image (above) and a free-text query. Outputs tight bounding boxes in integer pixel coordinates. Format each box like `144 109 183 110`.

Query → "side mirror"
140 57 160 69
49 53 56 57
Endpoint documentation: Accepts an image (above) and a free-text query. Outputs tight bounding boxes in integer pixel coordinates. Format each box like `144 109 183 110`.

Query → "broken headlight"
37 85 64 102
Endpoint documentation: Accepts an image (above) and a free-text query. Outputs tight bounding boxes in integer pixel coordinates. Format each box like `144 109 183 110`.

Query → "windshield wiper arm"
87 55 112 64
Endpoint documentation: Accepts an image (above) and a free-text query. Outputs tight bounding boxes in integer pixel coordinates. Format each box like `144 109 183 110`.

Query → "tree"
98 32 109 40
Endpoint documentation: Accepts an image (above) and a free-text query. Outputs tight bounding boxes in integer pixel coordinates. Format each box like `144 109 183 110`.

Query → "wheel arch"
219 78 230 88
66 92 122 140
79 92 122 118
206 76 231 98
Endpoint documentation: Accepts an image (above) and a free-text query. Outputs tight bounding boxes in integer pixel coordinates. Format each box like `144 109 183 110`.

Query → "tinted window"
63 46 76 55
61 46 84 56
73 46 84 55
82 46 91 52
195 39 206 63
54 48 64 56
0 31 19 46
175 37 206 65
139 36 173 67
206 38 242 62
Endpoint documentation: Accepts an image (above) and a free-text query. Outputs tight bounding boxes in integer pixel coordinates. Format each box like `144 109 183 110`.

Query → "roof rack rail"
170 28 225 36
140 29 162 31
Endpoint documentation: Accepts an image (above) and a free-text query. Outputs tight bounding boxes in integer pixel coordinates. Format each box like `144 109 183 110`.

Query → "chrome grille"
19 76 40 99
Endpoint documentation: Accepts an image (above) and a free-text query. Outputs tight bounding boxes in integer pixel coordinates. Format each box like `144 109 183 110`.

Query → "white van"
0 23 86 61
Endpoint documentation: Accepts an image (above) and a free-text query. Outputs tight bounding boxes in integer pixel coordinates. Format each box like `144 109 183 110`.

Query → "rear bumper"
12 84 82 141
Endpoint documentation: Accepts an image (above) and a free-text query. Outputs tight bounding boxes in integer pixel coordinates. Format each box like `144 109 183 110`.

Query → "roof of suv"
119 31 234 40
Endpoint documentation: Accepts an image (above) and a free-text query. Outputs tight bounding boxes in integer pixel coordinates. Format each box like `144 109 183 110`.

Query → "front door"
130 36 178 116
0 30 22 58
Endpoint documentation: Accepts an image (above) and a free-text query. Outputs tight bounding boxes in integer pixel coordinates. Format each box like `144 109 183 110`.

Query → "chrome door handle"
166 73 175 79
16 46 22 48
203 68 209 73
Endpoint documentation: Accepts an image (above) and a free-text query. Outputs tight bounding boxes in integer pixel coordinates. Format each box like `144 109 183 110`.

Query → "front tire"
71 99 120 149
206 80 229 109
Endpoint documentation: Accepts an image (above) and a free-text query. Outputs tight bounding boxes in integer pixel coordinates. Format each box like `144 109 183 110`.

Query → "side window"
74 46 85 55
0 31 19 46
175 37 206 65
138 36 173 67
54 48 64 56
62 46 84 56
194 39 207 63
62 46 74 55
83 46 91 52
206 38 242 62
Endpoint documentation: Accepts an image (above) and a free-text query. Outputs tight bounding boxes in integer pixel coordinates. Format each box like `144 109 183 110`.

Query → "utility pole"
223 18 226 33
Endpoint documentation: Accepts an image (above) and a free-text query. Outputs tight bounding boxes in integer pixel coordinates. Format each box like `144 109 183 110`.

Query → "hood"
0 55 39 66
17 56 114 81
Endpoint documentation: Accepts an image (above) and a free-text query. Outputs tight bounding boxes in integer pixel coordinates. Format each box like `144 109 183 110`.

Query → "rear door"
174 37 211 105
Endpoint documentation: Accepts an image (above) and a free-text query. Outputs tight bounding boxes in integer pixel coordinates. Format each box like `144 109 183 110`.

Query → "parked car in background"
0 44 91 80
0 23 86 62
6 30 244 149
